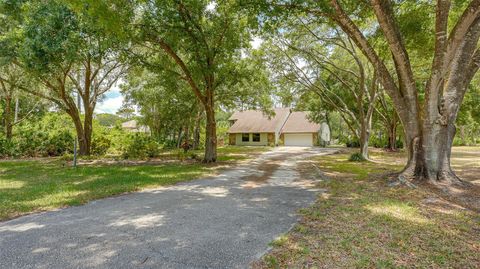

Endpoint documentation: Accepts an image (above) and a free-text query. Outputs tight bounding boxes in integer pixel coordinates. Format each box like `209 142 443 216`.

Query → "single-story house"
227 108 324 147
121 120 150 133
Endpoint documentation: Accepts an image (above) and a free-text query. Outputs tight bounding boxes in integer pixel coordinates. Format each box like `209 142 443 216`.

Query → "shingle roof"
121 120 138 129
228 108 291 133
281 111 320 133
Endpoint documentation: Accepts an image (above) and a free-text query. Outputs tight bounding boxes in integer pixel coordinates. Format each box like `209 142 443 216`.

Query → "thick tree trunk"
399 113 462 184
68 110 89 156
327 0 480 186
203 93 217 163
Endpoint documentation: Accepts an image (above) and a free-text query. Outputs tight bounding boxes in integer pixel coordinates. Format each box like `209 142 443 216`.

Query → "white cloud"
96 95 124 114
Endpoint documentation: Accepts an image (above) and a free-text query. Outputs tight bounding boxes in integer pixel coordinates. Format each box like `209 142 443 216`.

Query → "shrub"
43 131 74 156
346 140 360 148
0 138 17 158
395 139 404 149
349 152 366 162
91 134 111 156
162 139 178 149
121 133 161 159
370 135 388 148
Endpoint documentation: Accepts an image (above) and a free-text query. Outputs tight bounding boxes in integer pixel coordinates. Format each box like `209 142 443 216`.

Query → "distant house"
228 108 327 147
121 120 150 133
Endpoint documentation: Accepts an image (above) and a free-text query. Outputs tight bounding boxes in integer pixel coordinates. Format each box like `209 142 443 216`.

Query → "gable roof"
228 108 291 133
281 111 320 133
121 120 138 129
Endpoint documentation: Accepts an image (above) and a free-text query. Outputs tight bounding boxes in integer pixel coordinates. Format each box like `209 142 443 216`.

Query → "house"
227 108 324 147
121 120 150 133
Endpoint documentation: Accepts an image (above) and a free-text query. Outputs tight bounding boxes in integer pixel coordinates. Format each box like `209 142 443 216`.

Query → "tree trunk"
192 110 202 150
359 114 372 159
68 110 89 156
386 114 398 151
203 92 217 163
387 123 397 151
176 128 183 148
83 108 93 156
327 0 480 185
4 95 12 140
14 97 19 123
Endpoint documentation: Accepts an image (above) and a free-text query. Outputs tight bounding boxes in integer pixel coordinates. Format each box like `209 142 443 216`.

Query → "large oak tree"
261 0 480 184
132 1 258 162
1 0 127 155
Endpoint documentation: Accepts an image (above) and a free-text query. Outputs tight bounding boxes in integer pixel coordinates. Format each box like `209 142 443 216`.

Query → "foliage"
0 113 75 157
121 133 161 159
1 0 127 155
348 152 366 162
345 139 360 148
96 113 123 127
91 133 111 156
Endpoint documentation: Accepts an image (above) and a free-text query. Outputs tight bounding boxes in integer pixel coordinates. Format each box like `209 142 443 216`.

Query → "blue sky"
95 85 123 114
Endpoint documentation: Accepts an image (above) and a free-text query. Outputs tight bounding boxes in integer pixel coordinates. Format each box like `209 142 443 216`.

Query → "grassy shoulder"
255 148 480 268
0 146 267 221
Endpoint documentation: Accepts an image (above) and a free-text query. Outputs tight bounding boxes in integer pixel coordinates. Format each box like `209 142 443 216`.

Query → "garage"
284 133 313 146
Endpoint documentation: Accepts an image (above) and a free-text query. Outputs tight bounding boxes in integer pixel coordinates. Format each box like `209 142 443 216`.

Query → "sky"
95 85 123 114
95 37 264 115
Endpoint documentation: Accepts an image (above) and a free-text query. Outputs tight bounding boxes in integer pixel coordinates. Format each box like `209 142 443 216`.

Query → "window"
242 133 250 142
252 133 260 142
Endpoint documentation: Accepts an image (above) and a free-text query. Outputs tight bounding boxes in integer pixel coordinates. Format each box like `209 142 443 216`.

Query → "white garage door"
284 133 313 146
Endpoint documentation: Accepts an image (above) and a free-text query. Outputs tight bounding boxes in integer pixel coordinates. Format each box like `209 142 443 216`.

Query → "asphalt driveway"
0 147 336 269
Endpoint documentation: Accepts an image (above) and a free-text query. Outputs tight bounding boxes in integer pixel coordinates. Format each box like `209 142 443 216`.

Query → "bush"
346 140 360 148
0 138 17 158
162 139 178 149
43 130 74 156
395 139 404 149
370 135 388 148
121 133 161 159
349 152 366 162
92 134 111 156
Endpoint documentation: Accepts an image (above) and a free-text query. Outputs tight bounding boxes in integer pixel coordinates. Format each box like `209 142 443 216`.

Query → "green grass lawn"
0 146 267 221
255 148 480 268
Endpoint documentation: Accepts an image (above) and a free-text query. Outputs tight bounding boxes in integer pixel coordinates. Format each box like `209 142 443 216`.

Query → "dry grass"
254 147 480 269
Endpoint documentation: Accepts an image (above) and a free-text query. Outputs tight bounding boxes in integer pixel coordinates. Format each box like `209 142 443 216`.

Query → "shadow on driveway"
0 147 337 269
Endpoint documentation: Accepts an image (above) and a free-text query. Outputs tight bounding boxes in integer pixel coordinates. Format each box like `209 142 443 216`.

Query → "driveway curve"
0 147 337 269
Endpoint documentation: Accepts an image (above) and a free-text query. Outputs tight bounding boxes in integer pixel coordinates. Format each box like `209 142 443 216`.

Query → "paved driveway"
0 147 336 269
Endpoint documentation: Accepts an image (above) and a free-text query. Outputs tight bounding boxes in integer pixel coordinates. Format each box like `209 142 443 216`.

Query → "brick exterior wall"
313 133 319 146
228 134 236 145
267 133 275 146
278 134 285 146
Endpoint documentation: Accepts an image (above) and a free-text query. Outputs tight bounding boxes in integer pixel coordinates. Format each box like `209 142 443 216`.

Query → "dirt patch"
240 155 288 188
421 181 480 213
